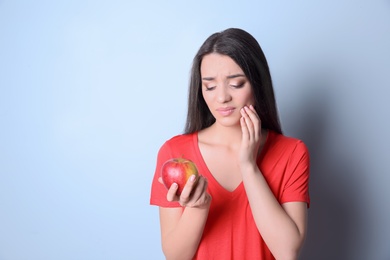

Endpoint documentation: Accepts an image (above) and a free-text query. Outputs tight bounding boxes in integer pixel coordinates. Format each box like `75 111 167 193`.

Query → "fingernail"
190 175 196 182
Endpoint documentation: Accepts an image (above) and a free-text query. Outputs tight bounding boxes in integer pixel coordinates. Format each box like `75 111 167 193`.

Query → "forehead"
200 53 244 77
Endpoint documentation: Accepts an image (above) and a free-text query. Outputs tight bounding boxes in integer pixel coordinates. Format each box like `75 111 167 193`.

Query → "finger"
166 183 179 202
158 177 163 184
179 174 198 206
241 107 255 138
245 106 259 125
240 107 253 129
245 106 260 140
188 177 208 206
248 105 260 123
188 178 211 208
240 116 249 139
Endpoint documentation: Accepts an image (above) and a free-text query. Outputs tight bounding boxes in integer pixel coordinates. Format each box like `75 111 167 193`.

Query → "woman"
150 28 310 260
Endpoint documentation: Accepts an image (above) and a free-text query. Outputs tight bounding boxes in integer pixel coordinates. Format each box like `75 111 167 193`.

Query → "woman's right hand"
159 175 211 208
158 176 211 260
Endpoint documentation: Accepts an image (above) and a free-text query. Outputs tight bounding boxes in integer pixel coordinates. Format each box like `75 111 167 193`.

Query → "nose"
216 85 232 103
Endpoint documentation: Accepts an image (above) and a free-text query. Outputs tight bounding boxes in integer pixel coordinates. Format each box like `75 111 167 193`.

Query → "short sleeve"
150 141 181 208
281 140 310 207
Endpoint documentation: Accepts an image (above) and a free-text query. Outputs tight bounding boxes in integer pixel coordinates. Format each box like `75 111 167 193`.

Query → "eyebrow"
202 74 246 81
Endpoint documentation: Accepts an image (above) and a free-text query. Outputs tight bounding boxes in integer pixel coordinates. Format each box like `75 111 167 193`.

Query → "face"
200 53 254 127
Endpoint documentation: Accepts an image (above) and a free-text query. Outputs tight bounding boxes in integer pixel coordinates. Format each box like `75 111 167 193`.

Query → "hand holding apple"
161 158 199 196
160 157 211 208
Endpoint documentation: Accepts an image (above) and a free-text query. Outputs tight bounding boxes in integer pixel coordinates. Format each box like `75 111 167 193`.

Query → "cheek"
242 89 255 105
202 91 213 106
249 96 255 106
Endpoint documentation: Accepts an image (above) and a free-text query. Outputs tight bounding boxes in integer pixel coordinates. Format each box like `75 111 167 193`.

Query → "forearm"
241 165 305 260
161 205 210 260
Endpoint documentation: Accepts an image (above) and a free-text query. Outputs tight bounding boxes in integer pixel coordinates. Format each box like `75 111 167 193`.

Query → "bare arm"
241 167 307 260
158 176 211 260
240 106 308 260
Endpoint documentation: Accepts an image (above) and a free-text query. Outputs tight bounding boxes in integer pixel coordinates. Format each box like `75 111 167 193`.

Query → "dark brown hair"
184 28 282 134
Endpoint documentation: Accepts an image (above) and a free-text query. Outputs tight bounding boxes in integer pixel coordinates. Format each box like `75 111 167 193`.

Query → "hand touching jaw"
201 53 255 128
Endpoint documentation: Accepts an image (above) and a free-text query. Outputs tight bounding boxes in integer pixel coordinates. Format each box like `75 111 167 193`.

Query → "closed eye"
204 86 216 91
230 82 245 89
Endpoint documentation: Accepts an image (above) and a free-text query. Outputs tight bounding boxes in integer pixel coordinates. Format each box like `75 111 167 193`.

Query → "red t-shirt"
150 131 310 259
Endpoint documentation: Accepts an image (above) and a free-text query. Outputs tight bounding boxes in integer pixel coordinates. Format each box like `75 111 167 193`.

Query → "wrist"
240 162 259 176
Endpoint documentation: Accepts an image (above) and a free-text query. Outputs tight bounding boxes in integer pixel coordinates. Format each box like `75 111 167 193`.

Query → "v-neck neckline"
192 131 271 196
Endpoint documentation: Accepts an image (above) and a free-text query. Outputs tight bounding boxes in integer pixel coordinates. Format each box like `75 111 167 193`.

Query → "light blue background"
1 1 389 259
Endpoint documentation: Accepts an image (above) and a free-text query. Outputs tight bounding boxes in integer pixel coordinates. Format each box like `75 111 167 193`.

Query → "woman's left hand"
239 105 262 168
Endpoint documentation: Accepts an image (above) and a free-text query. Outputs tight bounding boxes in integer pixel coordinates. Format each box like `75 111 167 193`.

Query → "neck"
206 123 243 147
199 122 269 152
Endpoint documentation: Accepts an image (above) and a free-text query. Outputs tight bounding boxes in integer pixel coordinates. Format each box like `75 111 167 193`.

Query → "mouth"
216 107 235 116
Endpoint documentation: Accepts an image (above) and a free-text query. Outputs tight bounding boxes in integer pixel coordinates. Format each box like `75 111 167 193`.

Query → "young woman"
150 28 310 260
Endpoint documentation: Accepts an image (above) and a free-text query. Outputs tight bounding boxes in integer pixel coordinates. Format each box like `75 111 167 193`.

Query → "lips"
216 107 235 116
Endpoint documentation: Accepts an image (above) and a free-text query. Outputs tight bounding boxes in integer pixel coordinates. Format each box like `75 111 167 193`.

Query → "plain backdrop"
1 1 390 259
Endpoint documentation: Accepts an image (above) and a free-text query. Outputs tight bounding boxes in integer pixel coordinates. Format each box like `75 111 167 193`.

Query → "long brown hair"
184 28 282 134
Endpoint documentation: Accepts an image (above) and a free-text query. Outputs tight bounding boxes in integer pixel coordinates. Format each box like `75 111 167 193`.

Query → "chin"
215 117 241 127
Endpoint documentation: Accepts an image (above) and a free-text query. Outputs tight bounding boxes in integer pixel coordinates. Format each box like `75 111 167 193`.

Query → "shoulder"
268 131 308 152
164 133 195 147
262 132 310 187
158 133 197 157
265 131 309 162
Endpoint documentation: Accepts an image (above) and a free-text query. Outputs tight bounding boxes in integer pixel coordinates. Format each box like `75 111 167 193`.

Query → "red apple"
161 158 199 195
